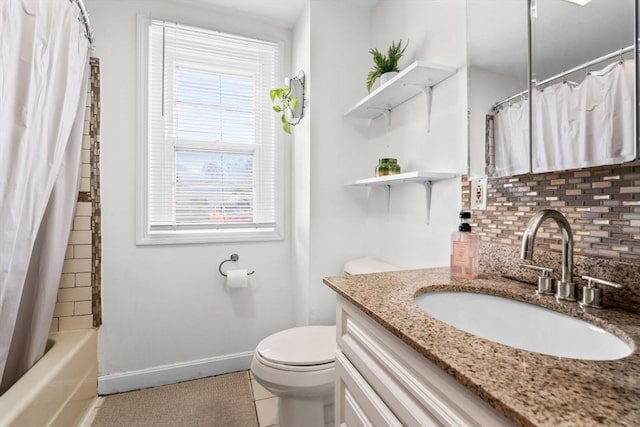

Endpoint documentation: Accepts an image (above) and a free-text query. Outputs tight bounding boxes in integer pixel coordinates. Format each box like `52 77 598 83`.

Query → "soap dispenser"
450 211 479 279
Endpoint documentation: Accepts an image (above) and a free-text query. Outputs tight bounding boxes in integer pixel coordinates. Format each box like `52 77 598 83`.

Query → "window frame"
136 15 285 245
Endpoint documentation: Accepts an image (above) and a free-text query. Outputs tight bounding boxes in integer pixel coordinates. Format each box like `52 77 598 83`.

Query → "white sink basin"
415 291 633 361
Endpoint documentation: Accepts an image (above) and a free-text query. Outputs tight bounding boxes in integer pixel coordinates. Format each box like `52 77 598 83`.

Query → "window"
137 17 283 244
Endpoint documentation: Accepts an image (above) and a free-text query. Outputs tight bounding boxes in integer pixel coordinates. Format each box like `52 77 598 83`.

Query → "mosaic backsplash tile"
462 161 640 314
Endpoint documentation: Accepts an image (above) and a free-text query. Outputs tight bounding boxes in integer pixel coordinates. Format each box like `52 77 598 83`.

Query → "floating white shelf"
345 61 456 131
346 171 458 224
347 171 457 186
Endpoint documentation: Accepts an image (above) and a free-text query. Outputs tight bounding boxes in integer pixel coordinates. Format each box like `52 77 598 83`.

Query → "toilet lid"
257 325 336 366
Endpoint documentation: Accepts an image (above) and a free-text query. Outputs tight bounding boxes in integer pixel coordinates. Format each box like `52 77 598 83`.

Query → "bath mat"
92 371 258 427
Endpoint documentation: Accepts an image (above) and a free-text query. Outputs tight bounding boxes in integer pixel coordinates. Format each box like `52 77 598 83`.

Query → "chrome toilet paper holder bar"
219 253 255 277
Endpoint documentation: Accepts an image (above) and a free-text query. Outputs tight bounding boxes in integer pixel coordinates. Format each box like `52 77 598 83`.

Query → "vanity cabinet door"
335 350 403 427
336 296 514 427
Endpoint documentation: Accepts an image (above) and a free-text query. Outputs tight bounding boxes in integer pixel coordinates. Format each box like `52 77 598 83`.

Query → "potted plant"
270 85 298 134
366 39 408 92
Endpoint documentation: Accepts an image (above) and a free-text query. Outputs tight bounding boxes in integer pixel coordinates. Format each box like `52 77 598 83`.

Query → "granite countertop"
323 268 640 427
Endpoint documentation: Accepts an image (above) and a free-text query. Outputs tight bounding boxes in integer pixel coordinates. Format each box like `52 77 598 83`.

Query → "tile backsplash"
462 161 640 314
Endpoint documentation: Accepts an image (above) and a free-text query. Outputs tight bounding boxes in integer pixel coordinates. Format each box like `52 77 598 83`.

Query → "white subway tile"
75 272 91 287
62 258 91 274
79 177 90 193
73 216 91 231
74 301 93 315
82 148 90 164
69 230 91 245
74 244 92 259
59 315 93 331
58 286 92 302
75 202 92 217
54 302 74 317
59 274 75 288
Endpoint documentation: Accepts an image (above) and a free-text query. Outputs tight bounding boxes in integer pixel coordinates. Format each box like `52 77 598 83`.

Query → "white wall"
291 4 311 327
364 0 468 269
305 0 372 324
85 0 295 393
86 0 470 392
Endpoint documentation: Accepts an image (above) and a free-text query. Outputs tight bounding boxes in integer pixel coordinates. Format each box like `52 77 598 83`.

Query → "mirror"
530 0 635 172
467 0 529 178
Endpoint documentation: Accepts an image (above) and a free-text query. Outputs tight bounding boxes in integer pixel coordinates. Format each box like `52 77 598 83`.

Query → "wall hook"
219 253 255 277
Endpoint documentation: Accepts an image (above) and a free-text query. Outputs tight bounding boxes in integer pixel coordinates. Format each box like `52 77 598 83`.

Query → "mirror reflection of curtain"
532 59 635 173
493 99 530 177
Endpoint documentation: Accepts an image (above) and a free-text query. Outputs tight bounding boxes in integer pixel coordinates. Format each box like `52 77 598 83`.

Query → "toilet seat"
255 351 334 372
255 325 336 371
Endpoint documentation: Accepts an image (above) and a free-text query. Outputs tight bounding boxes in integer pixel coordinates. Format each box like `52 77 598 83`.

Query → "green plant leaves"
366 39 408 92
269 85 296 134
366 69 382 92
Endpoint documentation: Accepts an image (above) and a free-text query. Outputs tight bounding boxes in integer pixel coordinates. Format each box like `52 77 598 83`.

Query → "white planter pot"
379 71 399 86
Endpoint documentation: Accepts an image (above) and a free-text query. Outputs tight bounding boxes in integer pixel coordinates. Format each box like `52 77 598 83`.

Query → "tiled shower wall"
50 59 101 333
462 161 640 314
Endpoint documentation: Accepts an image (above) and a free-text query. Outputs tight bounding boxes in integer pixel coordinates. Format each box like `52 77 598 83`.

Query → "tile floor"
81 370 277 427
249 370 279 427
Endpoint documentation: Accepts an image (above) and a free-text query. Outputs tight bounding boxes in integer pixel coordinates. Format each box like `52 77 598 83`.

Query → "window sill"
136 227 284 245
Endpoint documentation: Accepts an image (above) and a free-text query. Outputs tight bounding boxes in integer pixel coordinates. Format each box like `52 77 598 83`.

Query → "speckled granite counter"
323 268 640 427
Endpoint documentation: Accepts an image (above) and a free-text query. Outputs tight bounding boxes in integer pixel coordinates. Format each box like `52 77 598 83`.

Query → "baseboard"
97 350 254 395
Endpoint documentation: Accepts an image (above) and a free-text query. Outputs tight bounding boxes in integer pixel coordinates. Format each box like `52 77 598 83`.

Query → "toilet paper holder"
218 253 255 277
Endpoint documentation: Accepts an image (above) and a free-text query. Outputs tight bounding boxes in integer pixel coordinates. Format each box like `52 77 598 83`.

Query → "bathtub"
0 329 97 427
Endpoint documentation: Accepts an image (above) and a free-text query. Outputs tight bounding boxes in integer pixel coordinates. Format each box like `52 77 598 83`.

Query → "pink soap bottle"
450 211 479 279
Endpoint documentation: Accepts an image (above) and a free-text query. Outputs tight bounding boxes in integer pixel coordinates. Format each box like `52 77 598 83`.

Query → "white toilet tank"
343 257 402 275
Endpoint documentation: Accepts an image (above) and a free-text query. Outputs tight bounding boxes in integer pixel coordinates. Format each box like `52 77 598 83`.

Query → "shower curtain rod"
493 43 636 111
73 0 94 45
535 44 635 87
492 90 527 111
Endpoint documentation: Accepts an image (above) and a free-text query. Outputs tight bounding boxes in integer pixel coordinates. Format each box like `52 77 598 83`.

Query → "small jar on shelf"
375 158 401 176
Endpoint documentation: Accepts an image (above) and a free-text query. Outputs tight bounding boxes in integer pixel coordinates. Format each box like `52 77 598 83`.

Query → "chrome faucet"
520 209 577 301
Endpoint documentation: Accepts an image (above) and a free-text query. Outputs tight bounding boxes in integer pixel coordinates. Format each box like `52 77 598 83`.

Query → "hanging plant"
270 86 298 134
366 39 408 92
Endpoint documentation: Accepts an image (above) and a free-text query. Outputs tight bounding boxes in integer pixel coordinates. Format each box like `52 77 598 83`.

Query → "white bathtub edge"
97 350 254 395
0 329 97 427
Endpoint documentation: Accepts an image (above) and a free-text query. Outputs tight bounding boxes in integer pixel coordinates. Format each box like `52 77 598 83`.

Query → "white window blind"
139 18 282 244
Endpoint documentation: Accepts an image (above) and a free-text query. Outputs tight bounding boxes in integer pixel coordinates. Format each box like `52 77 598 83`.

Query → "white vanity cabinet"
335 295 514 427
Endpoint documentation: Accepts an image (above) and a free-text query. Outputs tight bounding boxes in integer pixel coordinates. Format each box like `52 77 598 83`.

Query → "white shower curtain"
493 97 530 177
0 0 91 393
494 59 635 177
532 59 635 172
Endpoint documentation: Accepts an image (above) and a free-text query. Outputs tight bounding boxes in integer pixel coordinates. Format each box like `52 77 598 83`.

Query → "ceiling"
178 0 377 29
167 0 633 82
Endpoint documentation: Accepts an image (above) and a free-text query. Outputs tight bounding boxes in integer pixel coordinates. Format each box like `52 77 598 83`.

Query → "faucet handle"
519 264 555 296
578 275 623 309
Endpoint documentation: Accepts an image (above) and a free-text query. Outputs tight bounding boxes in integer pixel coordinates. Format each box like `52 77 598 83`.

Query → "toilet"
250 258 400 427
251 325 336 427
